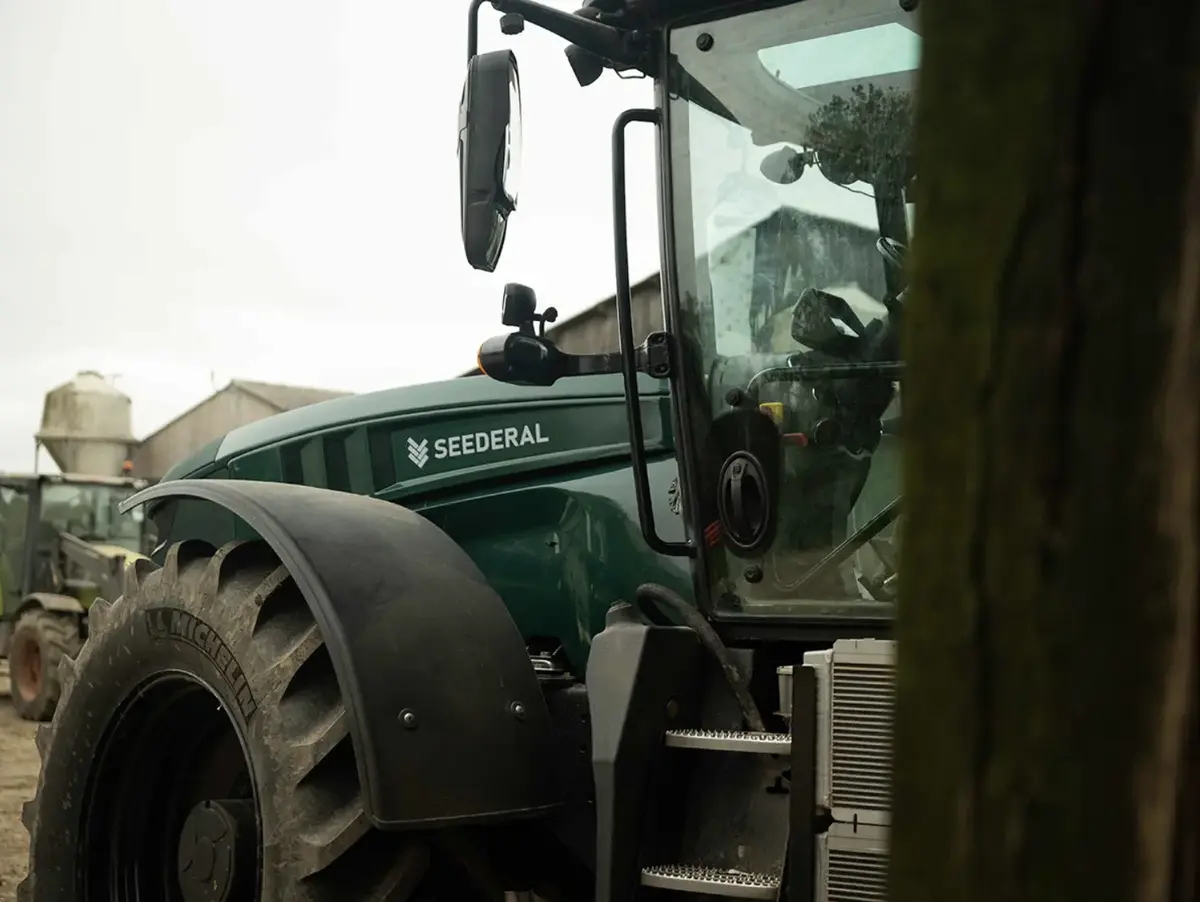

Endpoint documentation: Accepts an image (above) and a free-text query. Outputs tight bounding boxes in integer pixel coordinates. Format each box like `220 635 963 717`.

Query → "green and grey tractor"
22 0 914 899
0 472 151 721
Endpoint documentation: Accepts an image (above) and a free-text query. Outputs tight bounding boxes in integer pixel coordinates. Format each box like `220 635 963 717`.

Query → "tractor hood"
161 373 673 504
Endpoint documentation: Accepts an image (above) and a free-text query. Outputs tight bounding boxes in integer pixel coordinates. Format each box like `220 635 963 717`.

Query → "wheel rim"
13 636 42 702
81 673 261 901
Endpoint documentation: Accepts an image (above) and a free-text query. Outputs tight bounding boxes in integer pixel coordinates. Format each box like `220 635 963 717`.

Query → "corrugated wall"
545 274 664 355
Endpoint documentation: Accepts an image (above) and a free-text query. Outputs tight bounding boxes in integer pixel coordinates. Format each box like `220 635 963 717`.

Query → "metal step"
664 729 791 754
641 864 781 899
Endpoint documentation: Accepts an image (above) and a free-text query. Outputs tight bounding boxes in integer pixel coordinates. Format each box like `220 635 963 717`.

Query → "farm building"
132 380 348 480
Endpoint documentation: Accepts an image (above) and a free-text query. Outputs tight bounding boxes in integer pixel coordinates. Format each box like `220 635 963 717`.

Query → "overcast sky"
0 0 660 470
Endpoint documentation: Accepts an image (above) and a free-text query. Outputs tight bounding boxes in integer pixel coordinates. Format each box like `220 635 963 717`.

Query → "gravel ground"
0 662 38 901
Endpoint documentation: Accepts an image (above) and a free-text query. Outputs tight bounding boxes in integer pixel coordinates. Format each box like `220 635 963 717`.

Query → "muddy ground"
0 662 37 901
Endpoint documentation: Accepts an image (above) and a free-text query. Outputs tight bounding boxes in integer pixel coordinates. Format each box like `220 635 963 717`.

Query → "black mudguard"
122 479 559 829
19 592 86 616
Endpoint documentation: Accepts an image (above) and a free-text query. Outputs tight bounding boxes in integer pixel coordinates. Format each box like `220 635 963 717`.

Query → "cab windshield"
41 483 145 552
666 0 917 615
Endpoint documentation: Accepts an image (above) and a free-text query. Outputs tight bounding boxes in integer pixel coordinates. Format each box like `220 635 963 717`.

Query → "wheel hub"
177 799 256 902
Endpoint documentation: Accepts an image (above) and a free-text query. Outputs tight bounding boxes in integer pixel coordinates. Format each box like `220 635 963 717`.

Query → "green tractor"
22 0 914 899
0 473 151 721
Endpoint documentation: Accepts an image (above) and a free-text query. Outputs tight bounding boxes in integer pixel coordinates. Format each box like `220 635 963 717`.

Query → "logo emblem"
407 437 429 469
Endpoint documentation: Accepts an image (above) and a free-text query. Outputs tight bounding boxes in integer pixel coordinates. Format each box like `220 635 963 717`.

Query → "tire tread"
21 540 428 902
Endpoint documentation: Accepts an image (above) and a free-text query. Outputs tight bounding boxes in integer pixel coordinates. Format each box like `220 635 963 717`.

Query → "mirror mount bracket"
469 0 649 71
514 308 558 339
637 331 671 380
490 0 643 67
556 331 672 381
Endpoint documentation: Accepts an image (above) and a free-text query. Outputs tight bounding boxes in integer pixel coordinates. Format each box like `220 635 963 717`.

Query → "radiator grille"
830 659 894 815
826 844 889 902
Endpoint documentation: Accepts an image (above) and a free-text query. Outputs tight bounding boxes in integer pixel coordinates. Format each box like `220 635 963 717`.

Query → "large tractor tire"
20 539 434 902
8 609 81 722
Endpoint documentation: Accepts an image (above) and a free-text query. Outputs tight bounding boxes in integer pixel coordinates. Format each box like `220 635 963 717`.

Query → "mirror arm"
488 0 644 67
467 0 487 58
479 330 673 386
562 331 672 380
562 351 623 378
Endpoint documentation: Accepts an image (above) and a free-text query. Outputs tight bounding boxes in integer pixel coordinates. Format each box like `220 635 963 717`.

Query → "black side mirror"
759 146 811 185
458 50 522 272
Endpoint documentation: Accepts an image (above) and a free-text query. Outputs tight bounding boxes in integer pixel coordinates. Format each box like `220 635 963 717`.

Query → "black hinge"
639 331 671 379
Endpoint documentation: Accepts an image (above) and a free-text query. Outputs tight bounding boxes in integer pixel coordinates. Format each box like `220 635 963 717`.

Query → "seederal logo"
407 437 429 469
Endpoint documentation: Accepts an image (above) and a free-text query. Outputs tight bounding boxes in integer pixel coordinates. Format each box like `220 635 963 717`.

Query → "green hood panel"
165 374 672 503
160 435 225 484
152 373 686 670
217 373 667 462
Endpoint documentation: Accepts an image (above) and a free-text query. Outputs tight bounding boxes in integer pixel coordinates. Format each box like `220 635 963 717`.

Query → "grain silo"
35 371 136 477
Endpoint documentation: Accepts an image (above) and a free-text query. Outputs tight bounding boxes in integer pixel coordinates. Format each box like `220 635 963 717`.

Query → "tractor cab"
463 0 916 629
0 473 151 596
462 0 916 898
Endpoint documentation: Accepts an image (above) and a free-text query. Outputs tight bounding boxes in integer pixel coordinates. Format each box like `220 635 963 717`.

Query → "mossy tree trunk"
893 1 1200 901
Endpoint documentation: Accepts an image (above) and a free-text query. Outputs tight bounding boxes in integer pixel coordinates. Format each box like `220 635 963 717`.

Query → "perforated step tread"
664 729 792 754
641 864 782 898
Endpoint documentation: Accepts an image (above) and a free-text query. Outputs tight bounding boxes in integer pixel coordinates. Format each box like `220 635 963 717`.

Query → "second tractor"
0 472 150 720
